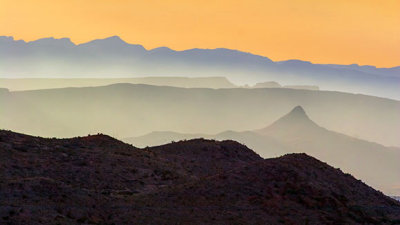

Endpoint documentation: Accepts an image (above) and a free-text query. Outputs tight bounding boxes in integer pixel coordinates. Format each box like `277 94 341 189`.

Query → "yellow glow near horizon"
1 0 399 67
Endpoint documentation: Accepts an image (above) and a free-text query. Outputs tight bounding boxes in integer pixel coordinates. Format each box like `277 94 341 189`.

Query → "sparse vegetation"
0 130 399 224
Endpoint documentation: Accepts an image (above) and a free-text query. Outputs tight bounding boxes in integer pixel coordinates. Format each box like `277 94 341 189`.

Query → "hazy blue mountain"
1 84 399 147
1 36 399 99
125 106 400 195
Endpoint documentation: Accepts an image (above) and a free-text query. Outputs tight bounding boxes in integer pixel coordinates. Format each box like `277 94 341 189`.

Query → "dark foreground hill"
1 130 399 225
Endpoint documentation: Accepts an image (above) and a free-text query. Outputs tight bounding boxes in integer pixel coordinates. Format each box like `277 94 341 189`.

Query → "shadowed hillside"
132 154 400 225
1 130 399 224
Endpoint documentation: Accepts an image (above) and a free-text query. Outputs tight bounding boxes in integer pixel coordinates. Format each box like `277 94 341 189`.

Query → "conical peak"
276 105 315 125
272 105 313 125
255 105 319 136
289 105 307 117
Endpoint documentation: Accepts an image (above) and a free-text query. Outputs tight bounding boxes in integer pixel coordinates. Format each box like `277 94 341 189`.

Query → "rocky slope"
1 130 399 224
129 154 400 225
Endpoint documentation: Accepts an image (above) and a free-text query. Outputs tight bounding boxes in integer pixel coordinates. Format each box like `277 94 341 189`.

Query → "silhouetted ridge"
30 37 75 47
132 152 400 224
149 138 263 177
0 129 133 151
1 130 399 224
82 36 127 45
2 35 400 99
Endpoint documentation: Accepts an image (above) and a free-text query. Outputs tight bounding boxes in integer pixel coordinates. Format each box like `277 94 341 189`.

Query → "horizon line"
2 35 399 69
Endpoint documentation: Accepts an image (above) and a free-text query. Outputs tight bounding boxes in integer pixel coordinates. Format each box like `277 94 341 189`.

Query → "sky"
1 0 399 67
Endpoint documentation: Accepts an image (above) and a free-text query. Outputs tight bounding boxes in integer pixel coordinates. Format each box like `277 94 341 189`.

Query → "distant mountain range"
1 83 399 147
1 36 399 99
0 76 322 91
125 106 400 195
0 77 237 91
1 83 399 148
1 129 400 224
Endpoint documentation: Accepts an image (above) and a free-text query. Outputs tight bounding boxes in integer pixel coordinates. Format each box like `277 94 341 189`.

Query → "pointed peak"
81 36 128 46
255 106 319 135
281 105 311 121
290 105 307 115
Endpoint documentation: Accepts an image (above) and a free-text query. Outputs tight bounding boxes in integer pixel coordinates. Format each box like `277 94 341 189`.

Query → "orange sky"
1 0 399 67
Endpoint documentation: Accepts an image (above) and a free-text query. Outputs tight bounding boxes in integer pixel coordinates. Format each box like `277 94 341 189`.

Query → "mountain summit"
254 105 400 195
284 105 309 119
256 105 319 136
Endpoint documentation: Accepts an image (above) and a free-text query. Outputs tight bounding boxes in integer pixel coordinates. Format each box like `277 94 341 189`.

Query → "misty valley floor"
1 130 400 225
